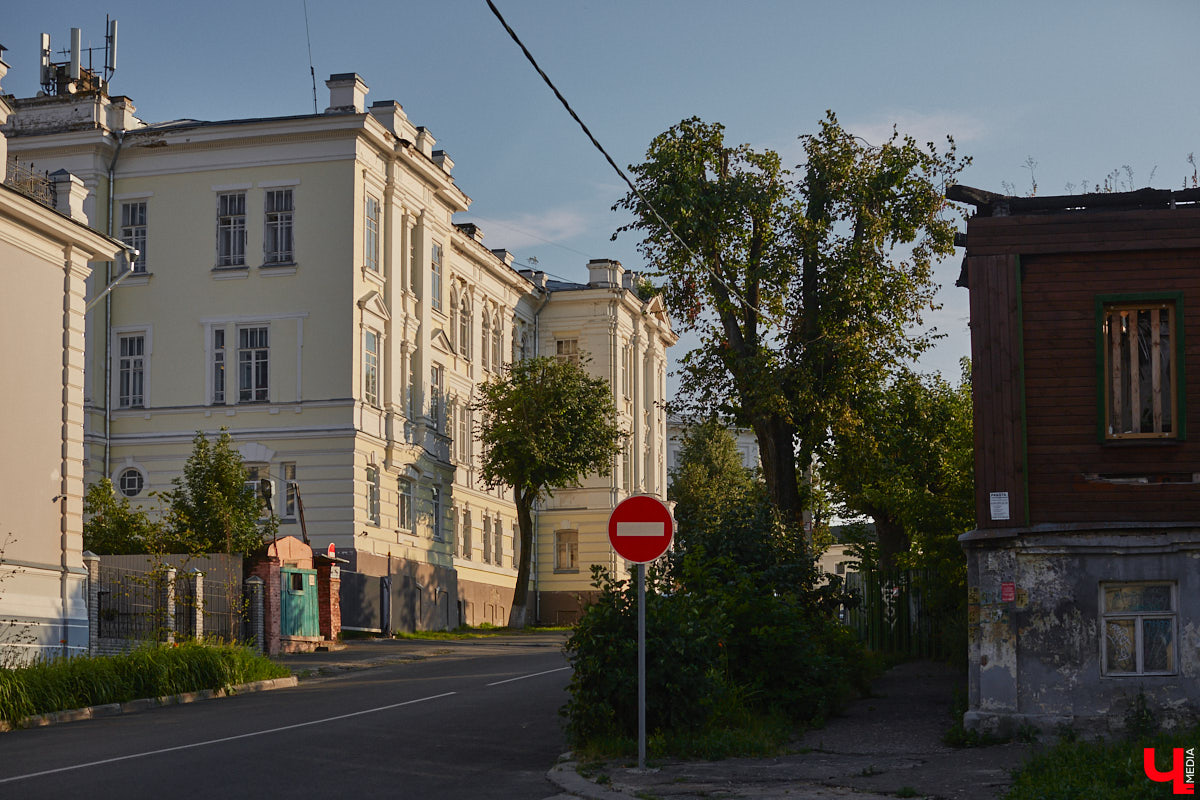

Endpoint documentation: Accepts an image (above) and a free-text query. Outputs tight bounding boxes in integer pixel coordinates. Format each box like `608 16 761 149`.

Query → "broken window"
1100 299 1180 439
1101 582 1176 675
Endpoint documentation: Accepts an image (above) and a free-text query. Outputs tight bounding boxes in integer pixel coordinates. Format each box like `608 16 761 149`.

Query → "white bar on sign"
617 522 664 537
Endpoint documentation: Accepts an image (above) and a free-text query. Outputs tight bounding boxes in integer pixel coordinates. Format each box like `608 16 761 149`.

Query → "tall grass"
0 641 289 724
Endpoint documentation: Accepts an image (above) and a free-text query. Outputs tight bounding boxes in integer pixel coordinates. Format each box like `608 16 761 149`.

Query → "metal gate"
280 567 320 637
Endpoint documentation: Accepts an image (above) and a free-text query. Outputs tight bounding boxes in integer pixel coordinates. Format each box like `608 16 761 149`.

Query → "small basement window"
1098 296 1183 440
1101 582 1176 676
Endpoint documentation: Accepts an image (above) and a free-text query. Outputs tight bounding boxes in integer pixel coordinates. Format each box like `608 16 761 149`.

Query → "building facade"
0 54 128 661
3 55 674 628
954 183 1200 735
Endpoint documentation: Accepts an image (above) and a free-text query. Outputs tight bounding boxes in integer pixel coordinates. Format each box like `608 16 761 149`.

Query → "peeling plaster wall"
965 528 1200 735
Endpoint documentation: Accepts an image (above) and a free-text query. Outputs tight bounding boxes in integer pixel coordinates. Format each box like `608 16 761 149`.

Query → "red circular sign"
608 495 674 563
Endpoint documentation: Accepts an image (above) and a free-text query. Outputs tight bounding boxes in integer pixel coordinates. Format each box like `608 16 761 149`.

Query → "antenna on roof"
38 19 118 96
303 0 318 114
104 16 117 82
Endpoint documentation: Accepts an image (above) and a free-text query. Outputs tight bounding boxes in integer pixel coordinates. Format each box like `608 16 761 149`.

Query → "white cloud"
460 209 590 252
845 110 988 150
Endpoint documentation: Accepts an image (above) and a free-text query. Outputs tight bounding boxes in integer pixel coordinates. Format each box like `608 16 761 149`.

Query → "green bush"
0 641 289 724
1006 728 1200 800
562 557 873 751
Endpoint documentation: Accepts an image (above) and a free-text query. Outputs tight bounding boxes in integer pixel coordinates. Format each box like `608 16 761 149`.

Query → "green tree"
473 356 623 628
822 363 974 570
615 113 968 529
82 478 162 555
161 430 274 556
667 419 754 550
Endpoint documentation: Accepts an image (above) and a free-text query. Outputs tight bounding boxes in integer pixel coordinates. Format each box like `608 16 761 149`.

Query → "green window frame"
1095 292 1185 441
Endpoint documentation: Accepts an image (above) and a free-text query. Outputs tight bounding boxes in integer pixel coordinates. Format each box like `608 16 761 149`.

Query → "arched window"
459 293 472 360
481 310 492 372
449 286 460 352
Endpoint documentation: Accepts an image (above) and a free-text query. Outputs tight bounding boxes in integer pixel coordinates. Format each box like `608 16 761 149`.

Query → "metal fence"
97 564 164 641
845 566 951 660
202 576 248 642
96 557 248 644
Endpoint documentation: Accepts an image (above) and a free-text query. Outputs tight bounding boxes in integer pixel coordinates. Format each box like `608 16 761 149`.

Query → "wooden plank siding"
963 202 1200 525
967 253 1027 527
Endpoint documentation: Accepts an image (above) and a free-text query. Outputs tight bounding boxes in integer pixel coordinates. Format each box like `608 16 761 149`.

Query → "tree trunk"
873 516 909 572
753 415 803 529
507 488 536 629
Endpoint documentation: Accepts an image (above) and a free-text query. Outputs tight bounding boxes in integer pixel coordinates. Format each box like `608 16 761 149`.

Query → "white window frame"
216 191 247 267
555 529 579 571
483 515 492 563
264 188 294 265
459 293 472 360
431 485 444 541
363 329 381 407
116 330 148 409
556 339 580 365
493 515 503 567
118 466 145 497
398 478 413 531
120 201 148 273
461 510 472 559
238 325 270 403
430 242 444 311
212 327 227 405
1100 298 1180 440
366 466 381 526
1100 581 1177 676
282 463 297 519
364 194 380 272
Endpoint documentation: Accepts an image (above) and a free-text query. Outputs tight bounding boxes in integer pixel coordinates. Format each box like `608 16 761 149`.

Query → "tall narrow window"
120 201 147 273
238 326 269 402
1101 299 1180 439
430 242 443 311
622 344 631 399
282 463 297 519
556 339 580 365
459 295 472 360
364 330 380 407
431 485 443 540
408 230 417 293
457 403 470 462
481 311 492 371
430 364 444 429
364 195 380 272
461 510 472 559
511 522 519 569
216 192 246 267
492 315 502 369
483 516 492 563
264 189 294 264
366 466 381 526
398 479 413 531
493 516 503 567
212 328 226 405
622 439 632 491
449 287 460 351
118 333 145 408
555 529 579 571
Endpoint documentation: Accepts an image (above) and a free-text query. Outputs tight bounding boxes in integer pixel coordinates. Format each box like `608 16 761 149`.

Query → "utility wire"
484 0 766 317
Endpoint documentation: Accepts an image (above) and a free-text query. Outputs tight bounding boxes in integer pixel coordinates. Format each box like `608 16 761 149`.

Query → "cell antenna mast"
303 0 317 114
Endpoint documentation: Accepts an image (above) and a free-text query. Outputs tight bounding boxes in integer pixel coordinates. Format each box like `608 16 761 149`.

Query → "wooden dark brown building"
955 184 1200 735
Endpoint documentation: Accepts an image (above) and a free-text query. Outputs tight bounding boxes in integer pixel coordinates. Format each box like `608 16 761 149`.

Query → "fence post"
190 568 204 640
246 576 265 654
83 551 100 656
162 567 177 645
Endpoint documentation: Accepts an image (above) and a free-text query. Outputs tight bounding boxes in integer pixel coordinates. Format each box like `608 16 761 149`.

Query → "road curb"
544 758 642 800
0 675 298 733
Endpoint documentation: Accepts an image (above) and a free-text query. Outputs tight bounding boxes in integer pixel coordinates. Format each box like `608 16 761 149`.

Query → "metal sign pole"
638 561 646 770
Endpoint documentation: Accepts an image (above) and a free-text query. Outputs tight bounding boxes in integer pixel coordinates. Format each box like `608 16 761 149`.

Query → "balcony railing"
4 158 56 207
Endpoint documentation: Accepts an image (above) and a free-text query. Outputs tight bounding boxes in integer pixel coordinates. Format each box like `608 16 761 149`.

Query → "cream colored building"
0 55 128 661
3 55 675 628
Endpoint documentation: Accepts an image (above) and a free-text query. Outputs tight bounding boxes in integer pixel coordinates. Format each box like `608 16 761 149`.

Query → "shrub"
0 641 289 724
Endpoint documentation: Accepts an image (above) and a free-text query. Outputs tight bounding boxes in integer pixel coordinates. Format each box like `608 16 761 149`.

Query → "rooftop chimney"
432 149 453 174
50 169 88 221
587 258 624 289
325 73 368 114
415 126 435 158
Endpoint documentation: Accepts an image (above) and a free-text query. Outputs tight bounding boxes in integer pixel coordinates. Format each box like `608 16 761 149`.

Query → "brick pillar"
190 569 204 640
83 551 100 656
248 557 280 655
316 561 342 642
162 567 177 645
245 576 265 655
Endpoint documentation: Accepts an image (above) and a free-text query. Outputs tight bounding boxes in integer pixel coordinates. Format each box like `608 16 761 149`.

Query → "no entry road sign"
608 494 674 563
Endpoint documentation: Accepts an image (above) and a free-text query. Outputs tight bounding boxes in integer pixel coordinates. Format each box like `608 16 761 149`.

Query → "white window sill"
361 266 385 287
212 266 249 280
261 263 298 276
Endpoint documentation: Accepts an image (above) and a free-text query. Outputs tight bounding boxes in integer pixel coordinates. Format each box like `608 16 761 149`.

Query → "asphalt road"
0 637 571 799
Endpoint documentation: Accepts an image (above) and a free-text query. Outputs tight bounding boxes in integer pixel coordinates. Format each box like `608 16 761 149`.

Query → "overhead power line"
483 0 766 317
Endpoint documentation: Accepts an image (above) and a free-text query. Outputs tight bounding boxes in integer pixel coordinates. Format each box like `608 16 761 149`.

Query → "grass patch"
0 641 289 725
575 710 793 763
393 625 571 640
1005 726 1200 800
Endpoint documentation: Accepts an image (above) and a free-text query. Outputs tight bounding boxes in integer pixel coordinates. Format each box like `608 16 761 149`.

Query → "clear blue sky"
5 1 1198 388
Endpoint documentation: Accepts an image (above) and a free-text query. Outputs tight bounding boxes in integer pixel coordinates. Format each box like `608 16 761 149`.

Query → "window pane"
1143 618 1174 672
1105 584 1172 613
1105 619 1136 673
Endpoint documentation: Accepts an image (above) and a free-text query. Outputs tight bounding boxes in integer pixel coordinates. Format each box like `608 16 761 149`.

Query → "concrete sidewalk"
547 661 1035 800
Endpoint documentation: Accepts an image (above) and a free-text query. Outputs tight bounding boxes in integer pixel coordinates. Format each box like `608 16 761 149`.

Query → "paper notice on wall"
989 492 1010 521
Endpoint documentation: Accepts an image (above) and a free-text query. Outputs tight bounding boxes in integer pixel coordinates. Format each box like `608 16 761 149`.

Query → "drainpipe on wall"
103 131 125 480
